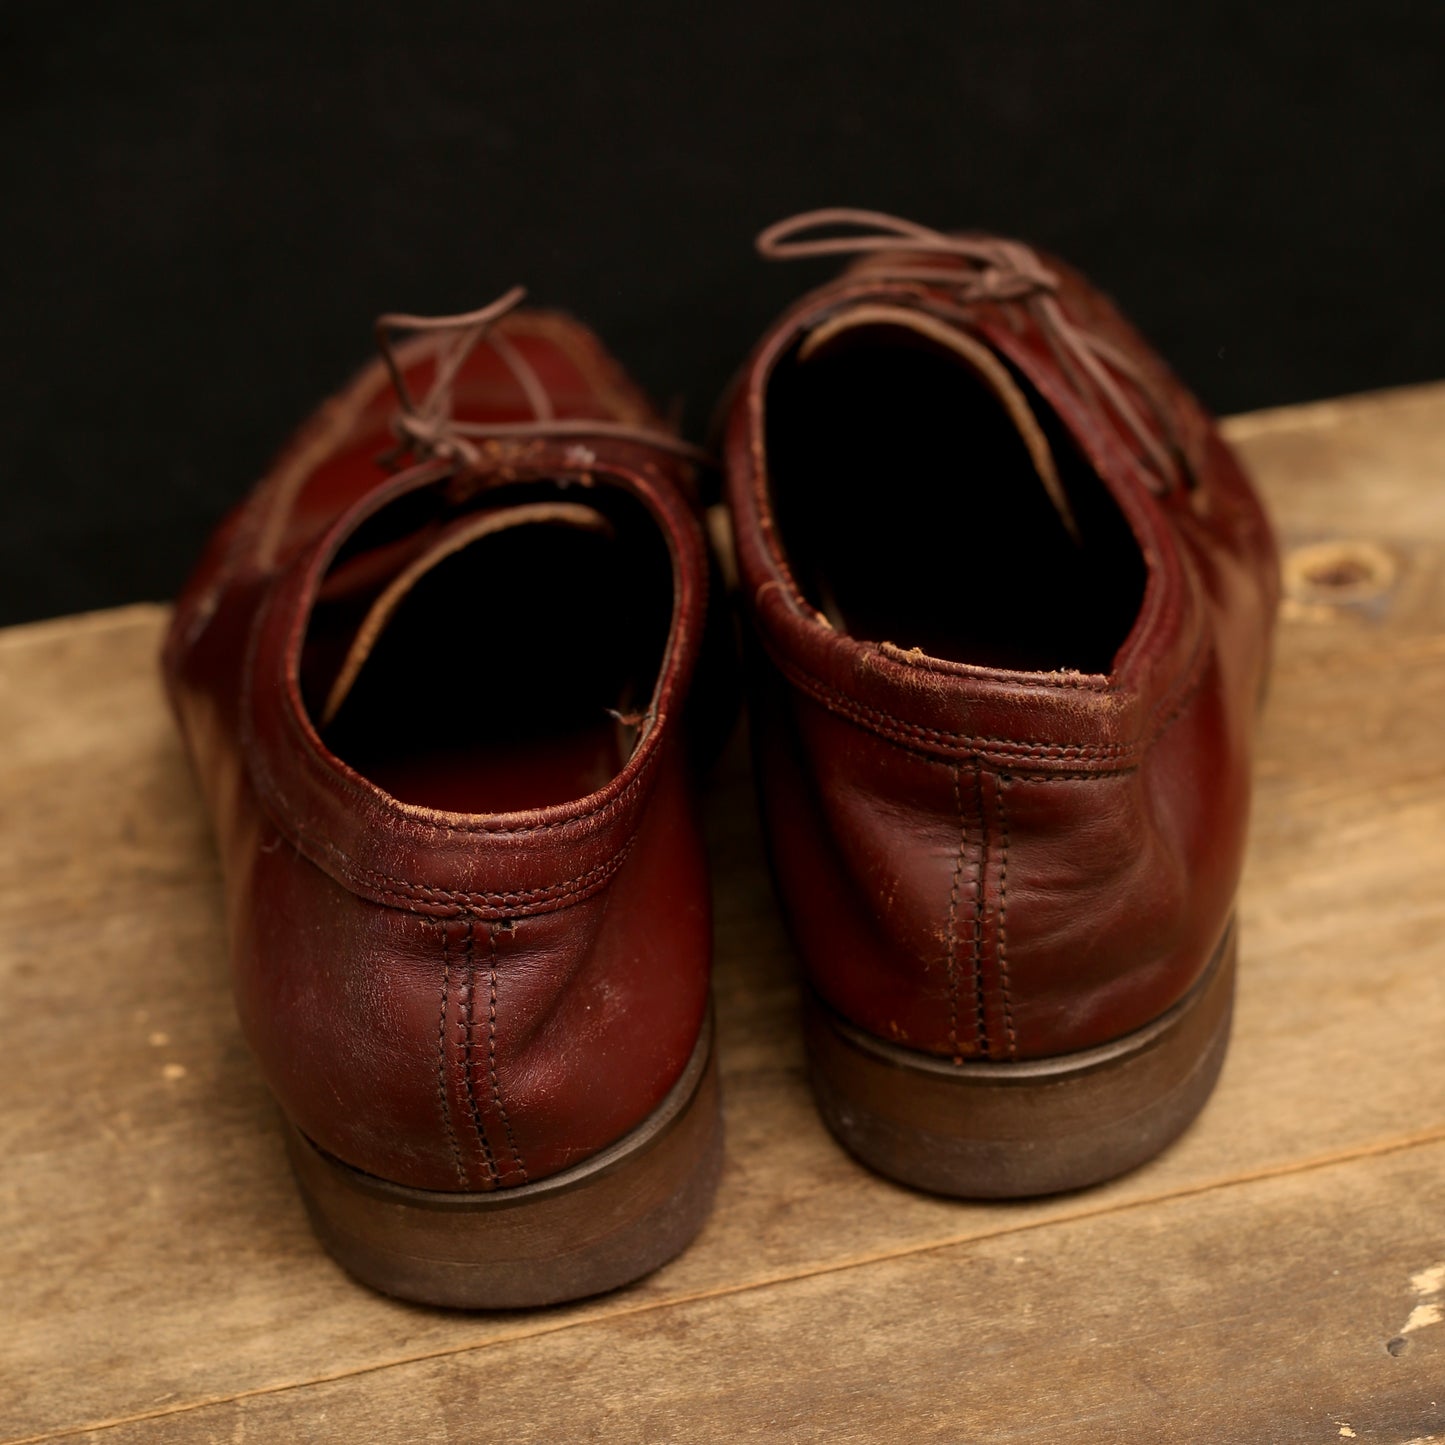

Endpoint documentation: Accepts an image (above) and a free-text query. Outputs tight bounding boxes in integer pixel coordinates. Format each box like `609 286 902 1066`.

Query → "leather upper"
164 310 713 1190
725 235 1280 1062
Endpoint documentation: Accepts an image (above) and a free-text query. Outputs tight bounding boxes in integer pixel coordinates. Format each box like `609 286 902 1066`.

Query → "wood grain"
64 1143 1445 1444
2 381 1444 1442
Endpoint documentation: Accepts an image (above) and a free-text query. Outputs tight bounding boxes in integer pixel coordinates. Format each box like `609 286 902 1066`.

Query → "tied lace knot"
757 208 1189 494
374 286 711 473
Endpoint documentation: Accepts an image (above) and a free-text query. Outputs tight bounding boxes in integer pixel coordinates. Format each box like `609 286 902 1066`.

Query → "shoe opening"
762 314 1148 674
298 476 675 813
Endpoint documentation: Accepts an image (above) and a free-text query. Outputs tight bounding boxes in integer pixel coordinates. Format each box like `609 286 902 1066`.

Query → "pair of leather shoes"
163 210 1279 1308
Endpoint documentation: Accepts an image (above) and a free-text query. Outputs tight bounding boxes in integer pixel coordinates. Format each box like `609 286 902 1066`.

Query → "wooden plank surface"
3 382 1445 1443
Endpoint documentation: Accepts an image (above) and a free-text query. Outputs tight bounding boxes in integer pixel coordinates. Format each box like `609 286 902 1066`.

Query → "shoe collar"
240 441 708 915
726 270 1209 772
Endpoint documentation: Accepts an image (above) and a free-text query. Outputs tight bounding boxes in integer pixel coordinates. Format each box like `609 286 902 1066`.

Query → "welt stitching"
786 669 1133 757
369 886 606 918
944 765 968 1063
312 832 627 898
435 923 466 1188
970 764 989 1059
486 925 527 1184
240 743 637 909
243 666 662 846
769 635 1209 764
790 668 1135 757
997 771 1137 784
304 831 635 912
997 777 1017 1059
362 851 626 900
458 917 499 1185
289 722 656 836
800 727 1142 782
876 643 1111 691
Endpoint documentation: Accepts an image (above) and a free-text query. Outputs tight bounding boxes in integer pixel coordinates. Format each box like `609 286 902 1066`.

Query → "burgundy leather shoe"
163 289 722 1305
724 210 1279 1197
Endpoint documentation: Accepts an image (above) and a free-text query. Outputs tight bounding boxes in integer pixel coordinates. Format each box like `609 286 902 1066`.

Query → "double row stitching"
364 847 629 904
436 923 467 1186
970 765 989 1059
774 659 1139 761
756 632 1211 770
278 720 657 835
298 831 636 917
944 765 969 1064
486 924 527 1183
876 639 1110 690
997 777 1018 1059
458 916 499 1185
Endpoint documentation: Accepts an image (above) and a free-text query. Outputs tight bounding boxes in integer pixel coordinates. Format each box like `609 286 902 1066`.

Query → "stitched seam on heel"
459 916 500 1185
944 764 968 1063
998 776 1018 1059
436 922 467 1187
487 923 528 1183
970 763 989 1059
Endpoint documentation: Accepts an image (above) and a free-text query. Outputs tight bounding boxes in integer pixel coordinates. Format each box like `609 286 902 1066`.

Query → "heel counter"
991 766 1201 1057
756 688 1018 1060
757 678 1201 1064
233 745 711 1194
234 836 524 1193
431 914 528 1191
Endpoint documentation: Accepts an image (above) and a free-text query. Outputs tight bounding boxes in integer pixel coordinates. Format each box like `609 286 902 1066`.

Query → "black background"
3 2 1442 625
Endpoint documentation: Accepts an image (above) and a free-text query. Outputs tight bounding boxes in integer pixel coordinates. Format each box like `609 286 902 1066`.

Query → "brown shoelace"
375 286 712 472
757 208 1188 494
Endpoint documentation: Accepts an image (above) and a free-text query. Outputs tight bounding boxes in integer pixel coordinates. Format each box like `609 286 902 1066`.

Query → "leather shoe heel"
285 1015 723 1309
803 926 1236 1199
725 210 1278 1198
165 292 724 1305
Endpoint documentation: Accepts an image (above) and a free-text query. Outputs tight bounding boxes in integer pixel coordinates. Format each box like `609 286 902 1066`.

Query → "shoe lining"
763 322 1148 674
299 478 674 813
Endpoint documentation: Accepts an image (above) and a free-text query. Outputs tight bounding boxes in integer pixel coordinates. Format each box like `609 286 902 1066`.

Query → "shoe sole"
804 921 1236 1198
284 1012 723 1308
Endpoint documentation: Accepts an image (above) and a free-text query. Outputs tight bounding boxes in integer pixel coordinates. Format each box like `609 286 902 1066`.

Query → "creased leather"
727 242 1279 1062
164 313 713 1191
